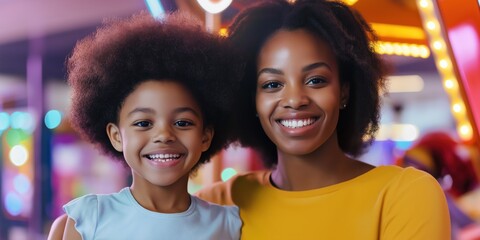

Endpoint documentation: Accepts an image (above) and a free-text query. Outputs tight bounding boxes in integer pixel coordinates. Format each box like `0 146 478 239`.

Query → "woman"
197 0 451 239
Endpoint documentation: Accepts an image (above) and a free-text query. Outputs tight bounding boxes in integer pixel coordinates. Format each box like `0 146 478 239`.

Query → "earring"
341 103 347 109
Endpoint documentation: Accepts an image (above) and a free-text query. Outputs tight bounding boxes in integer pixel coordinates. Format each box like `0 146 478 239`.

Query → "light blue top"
63 187 241 240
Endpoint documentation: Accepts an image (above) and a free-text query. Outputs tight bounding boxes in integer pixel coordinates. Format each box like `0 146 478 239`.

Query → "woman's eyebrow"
302 62 332 72
257 62 332 77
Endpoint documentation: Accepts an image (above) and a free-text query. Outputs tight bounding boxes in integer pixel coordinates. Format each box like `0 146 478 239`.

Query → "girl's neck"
129 174 191 213
271 139 373 191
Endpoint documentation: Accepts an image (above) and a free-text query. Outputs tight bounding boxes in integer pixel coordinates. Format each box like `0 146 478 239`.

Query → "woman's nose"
280 85 310 109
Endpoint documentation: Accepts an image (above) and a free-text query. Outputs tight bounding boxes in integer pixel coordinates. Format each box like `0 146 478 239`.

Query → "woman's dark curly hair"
68 12 242 167
228 0 388 168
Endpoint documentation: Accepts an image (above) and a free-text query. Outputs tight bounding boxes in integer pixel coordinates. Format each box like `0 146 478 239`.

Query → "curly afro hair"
68 12 242 167
227 0 388 168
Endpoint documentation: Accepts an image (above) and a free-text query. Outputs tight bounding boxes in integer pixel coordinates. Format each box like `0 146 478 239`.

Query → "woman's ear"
201 126 214 152
341 83 350 107
106 123 123 152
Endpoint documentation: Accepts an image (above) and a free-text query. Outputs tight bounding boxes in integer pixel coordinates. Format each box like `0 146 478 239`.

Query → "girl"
49 12 242 240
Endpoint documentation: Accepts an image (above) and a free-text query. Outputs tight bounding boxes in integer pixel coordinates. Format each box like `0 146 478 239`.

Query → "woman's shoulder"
196 170 271 205
368 165 434 182
373 166 450 239
369 165 445 201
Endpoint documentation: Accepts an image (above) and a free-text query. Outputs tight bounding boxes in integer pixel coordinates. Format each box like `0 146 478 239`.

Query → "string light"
374 41 430 58
417 0 473 141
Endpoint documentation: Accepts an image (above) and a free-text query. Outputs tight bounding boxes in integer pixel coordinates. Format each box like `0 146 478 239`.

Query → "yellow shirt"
197 165 451 240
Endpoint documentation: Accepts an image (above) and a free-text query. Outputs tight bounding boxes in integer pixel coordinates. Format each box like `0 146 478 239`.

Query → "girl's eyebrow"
257 62 332 77
127 107 154 116
128 107 201 118
173 107 201 118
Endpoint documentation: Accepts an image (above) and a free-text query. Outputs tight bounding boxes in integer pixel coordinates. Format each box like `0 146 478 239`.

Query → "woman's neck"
129 174 191 213
271 140 373 191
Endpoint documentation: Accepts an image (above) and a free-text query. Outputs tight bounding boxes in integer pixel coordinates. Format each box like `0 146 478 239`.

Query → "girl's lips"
143 153 184 168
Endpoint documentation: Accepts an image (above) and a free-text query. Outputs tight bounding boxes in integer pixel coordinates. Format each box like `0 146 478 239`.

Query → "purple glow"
449 24 479 69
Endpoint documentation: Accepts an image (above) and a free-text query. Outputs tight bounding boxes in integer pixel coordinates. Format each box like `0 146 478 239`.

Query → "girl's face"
256 29 348 156
107 80 213 189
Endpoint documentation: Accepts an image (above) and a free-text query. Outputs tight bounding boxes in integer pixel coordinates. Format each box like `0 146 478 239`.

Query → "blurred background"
0 0 479 239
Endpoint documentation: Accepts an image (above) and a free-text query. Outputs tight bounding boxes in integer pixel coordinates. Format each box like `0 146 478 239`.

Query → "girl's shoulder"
62 188 131 239
191 195 241 232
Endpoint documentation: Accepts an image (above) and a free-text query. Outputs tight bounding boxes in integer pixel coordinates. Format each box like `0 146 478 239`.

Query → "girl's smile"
144 152 184 168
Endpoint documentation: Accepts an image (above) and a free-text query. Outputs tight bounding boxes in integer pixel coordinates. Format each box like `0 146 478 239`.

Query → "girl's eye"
261 81 282 89
306 77 326 85
175 120 194 127
133 121 152 127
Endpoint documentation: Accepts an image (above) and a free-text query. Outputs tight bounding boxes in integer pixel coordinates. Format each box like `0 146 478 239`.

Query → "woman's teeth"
279 118 317 128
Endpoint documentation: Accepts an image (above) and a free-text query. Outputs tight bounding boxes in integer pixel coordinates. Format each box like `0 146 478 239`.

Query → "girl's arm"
47 214 68 240
63 217 82 240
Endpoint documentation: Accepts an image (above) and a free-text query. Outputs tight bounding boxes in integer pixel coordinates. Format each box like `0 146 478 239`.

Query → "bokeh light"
5 129 30 147
44 110 62 129
13 174 31 194
221 167 237 182
10 111 34 131
9 145 29 166
0 112 9 131
4 192 23 216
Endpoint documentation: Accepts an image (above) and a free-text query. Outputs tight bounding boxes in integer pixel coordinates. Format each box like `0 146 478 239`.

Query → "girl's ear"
201 126 214 152
106 123 123 152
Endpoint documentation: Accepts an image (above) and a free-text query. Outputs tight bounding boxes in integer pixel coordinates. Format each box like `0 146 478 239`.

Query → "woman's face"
255 29 348 156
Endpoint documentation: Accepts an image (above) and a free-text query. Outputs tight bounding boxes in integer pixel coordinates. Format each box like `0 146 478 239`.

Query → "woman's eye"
261 81 282 89
306 77 326 85
175 120 193 127
133 121 152 127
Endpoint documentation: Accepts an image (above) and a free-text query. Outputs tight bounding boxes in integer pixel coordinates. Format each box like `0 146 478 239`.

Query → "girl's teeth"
280 118 316 128
147 154 181 162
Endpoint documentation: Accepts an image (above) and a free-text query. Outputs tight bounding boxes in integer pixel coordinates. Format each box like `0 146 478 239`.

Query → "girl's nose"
153 125 176 144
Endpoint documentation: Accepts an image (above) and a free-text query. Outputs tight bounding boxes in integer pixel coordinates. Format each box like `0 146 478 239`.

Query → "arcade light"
196 0 232 14
145 0 166 19
417 0 474 141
